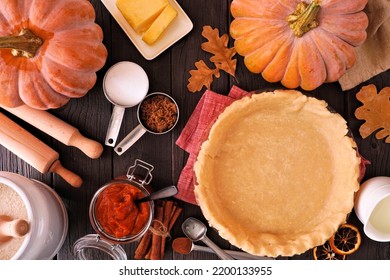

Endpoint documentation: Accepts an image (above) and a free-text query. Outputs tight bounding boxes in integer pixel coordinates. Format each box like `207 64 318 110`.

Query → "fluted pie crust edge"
194 90 361 257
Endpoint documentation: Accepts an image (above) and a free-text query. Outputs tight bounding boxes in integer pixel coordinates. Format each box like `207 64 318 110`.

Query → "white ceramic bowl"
0 172 68 259
354 176 390 241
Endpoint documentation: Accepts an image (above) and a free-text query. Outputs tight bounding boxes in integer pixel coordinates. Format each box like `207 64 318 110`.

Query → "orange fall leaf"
201 25 237 78
187 25 237 93
187 60 220 93
355 84 390 143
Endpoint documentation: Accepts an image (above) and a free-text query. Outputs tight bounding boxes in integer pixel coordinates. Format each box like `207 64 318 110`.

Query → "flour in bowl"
0 183 29 260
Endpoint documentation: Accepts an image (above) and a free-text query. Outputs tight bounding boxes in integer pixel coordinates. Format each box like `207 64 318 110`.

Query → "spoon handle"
192 244 273 260
105 105 125 147
201 235 234 260
114 124 147 155
137 185 178 203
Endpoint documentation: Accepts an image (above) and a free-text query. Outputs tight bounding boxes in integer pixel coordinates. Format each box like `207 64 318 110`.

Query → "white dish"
101 0 193 60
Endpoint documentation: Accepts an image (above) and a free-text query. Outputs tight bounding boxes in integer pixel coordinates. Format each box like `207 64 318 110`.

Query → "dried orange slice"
313 241 346 260
329 223 361 255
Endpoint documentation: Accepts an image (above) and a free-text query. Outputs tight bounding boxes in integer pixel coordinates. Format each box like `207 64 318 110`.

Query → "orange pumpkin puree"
95 182 150 239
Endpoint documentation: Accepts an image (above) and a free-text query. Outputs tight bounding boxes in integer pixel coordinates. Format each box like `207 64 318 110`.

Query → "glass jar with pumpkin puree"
90 180 153 243
73 159 154 260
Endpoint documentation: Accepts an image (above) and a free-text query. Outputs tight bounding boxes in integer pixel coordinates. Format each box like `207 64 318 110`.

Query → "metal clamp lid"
73 234 127 260
126 159 154 185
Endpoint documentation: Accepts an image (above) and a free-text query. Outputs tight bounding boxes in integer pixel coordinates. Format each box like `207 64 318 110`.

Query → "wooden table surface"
1 0 390 260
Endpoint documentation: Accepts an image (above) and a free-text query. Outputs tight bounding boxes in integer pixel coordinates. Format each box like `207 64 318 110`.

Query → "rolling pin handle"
68 131 104 159
50 160 83 188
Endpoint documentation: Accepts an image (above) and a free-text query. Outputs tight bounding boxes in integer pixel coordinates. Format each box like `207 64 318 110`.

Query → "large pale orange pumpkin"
0 0 108 109
230 0 369 91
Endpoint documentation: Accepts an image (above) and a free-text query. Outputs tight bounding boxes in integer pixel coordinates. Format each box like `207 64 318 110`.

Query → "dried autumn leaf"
201 25 237 78
187 60 220 93
355 84 390 143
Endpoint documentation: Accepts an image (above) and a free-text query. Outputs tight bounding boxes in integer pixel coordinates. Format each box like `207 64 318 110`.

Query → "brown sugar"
140 94 178 133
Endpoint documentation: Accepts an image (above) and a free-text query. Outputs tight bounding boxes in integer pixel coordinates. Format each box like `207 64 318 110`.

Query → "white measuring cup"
103 61 149 147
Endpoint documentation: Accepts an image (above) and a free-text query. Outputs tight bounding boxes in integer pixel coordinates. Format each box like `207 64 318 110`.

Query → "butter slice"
116 0 168 34
142 4 177 45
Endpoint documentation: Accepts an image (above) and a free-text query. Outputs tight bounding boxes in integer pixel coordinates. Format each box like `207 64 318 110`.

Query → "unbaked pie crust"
194 90 361 257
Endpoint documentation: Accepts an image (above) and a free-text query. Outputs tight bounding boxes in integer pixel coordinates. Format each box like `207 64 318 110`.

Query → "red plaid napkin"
175 86 250 205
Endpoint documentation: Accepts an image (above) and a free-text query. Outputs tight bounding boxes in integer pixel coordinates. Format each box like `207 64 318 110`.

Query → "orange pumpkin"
0 0 108 109
230 0 369 91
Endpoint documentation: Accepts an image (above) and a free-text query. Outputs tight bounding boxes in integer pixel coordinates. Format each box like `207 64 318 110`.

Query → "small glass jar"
73 159 154 260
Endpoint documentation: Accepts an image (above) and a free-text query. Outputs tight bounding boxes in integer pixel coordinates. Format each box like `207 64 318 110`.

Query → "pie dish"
194 90 361 257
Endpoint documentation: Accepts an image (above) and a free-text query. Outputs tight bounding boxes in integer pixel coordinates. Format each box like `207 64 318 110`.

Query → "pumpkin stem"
0 28 43 58
287 0 321 37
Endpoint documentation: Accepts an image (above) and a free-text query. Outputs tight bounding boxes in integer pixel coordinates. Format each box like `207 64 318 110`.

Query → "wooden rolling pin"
1 105 103 159
0 112 82 187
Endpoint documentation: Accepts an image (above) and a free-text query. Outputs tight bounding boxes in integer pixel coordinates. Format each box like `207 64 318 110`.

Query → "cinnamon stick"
161 205 182 258
170 205 177 220
134 230 152 259
145 246 152 259
150 204 164 260
160 200 174 258
134 200 183 260
168 207 182 231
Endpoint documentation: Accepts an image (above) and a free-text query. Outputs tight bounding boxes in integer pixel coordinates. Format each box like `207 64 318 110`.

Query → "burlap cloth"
339 0 390 90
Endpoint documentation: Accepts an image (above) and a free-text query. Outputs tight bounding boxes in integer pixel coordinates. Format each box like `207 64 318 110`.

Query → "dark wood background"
1 0 390 260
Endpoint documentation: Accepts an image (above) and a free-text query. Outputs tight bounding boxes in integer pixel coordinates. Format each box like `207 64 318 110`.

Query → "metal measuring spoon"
135 185 178 204
182 217 234 260
172 237 273 260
